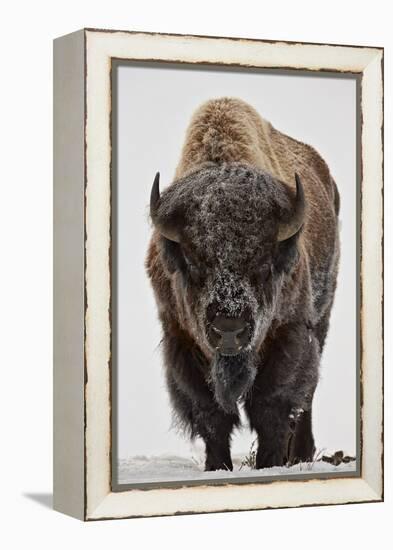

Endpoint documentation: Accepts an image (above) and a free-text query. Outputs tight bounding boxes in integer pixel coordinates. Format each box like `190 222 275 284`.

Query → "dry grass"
239 438 258 470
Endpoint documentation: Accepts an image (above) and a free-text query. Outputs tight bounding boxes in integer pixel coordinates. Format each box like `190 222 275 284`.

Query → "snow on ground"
117 451 357 485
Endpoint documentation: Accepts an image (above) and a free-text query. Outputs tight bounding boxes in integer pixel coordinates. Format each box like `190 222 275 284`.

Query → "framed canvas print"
53 28 383 520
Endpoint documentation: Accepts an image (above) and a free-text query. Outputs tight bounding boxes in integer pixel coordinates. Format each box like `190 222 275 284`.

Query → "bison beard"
210 351 257 414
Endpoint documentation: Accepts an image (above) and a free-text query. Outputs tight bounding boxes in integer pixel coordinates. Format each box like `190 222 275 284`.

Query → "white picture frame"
53 28 383 520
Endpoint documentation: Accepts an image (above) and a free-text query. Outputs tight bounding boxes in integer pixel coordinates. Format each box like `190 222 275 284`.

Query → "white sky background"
115 63 357 461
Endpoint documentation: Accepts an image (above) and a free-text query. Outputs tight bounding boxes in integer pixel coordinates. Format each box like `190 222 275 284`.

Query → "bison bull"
146 97 340 471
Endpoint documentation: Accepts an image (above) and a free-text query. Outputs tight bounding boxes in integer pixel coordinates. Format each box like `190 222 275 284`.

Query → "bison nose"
210 316 250 356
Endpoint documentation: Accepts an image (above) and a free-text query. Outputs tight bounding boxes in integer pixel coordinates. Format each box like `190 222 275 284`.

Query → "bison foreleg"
246 401 294 468
245 322 319 469
163 333 239 471
245 402 316 469
287 408 316 464
193 405 239 471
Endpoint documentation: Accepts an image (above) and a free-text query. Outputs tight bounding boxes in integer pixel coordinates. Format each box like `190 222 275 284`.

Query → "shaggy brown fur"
146 97 340 471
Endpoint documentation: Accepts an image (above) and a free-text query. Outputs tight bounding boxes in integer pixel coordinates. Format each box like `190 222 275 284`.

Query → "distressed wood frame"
53 28 384 521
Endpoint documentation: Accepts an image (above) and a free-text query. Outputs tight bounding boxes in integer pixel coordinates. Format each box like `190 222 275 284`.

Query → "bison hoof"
256 449 286 469
205 458 233 472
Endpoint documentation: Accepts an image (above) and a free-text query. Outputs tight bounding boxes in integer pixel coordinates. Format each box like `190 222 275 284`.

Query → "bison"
146 97 340 471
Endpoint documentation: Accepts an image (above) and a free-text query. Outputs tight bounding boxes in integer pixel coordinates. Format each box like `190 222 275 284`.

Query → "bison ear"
160 237 186 275
275 230 300 274
150 172 181 243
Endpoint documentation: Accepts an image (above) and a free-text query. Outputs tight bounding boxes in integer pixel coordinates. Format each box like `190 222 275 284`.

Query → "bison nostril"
211 325 224 346
235 327 247 343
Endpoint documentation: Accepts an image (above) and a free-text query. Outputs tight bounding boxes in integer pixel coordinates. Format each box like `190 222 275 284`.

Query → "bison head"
150 163 305 412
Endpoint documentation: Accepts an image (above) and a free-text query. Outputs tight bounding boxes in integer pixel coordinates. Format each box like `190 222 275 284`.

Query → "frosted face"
157 163 297 356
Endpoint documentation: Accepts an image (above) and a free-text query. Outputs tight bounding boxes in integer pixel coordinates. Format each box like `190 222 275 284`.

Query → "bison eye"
260 264 271 282
184 255 199 274
251 263 271 285
182 252 205 283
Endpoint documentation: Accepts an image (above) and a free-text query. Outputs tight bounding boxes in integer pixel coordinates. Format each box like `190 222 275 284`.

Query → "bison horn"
150 172 181 243
277 173 306 242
